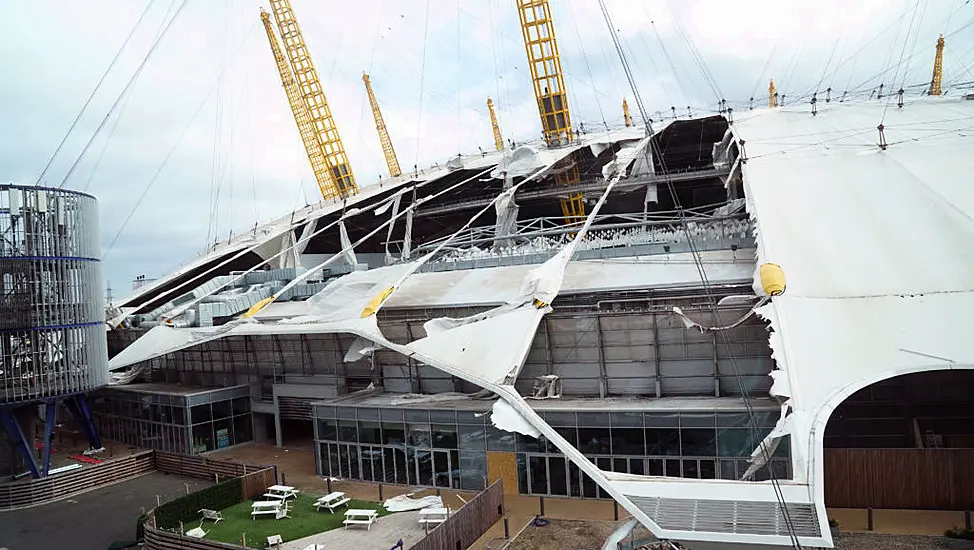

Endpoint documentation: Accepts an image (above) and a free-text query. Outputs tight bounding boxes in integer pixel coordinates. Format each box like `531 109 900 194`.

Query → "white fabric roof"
738 96 974 540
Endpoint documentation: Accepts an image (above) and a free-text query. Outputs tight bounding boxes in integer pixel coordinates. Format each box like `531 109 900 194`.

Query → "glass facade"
313 405 790 496
92 385 253 454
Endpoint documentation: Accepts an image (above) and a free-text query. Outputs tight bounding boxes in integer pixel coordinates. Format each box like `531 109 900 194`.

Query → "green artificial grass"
198 493 392 547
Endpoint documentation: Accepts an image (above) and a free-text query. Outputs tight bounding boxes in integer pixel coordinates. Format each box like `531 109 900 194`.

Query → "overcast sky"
1 0 970 300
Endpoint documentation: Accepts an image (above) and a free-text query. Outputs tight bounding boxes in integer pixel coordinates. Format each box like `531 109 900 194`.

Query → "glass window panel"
338 420 358 443
382 422 406 445
517 433 545 453
430 410 457 423
356 408 379 421
578 428 611 454
517 454 528 494
630 458 645 476
214 418 233 449
648 458 664 476
317 419 337 441
699 459 717 479
362 446 381 482
346 445 361 480
408 425 432 448
405 410 430 423
720 459 737 480
318 406 337 418
576 412 609 427
683 459 699 478
568 461 582 497
644 413 679 427
459 450 487 491
383 447 397 483
610 412 643 427
581 459 599 497
612 458 629 474
717 412 750 428
487 425 516 452
233 414 252 445
432 424 458 449
681 413 715 428
546 426 575 453
433 451 451 487
192 423 213 453
458 424 486 451
596 458 611 498
529 456 548 494
171 406 185 425
416 449 433 485
611 428 645 455
190 404 211 424
543 412 576 426
359 421 381 444
664 459 681 477
212 399 232 419
548 457 568 496
380 408 403 421
457 411 485 425
681 428 717 456
717 428 757 457
645 428 680 455
337 407 357 419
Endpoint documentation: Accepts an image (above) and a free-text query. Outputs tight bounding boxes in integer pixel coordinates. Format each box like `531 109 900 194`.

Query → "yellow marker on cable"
242 297 275 319
759 262 786 296
361 287 395 318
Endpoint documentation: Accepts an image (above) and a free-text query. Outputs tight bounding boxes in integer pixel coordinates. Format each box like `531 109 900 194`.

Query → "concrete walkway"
281 511 428 550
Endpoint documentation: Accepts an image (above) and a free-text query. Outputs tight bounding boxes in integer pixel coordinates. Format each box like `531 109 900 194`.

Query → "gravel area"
833 532 948 549
507 518 623 550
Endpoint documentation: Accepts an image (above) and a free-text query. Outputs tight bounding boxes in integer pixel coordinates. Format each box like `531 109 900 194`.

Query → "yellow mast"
487 97 504 151
259 9 330 192
622 98 632 127
269 0 357 200
363 73 401 177
929 35 945 97
516 0 583 225
769 79 777 107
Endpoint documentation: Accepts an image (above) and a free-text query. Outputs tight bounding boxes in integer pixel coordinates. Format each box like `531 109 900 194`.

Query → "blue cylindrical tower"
0 184 107 477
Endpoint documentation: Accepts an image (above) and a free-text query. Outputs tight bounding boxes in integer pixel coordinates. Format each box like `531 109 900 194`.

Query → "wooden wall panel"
487 451 518 495
825 448 974 509
411 480 504 550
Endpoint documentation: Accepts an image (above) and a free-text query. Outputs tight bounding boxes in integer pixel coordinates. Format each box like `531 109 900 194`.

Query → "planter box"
944 538 974 550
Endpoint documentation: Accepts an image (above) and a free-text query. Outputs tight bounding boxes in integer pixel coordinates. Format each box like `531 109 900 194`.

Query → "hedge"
154 477 243 529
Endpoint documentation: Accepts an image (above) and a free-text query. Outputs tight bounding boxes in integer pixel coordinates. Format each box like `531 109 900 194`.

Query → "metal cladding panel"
1 185 107 404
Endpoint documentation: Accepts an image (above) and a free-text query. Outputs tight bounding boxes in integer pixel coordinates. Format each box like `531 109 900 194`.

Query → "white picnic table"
418 507 450 525
343 508 379 530
263 484 299 500
251 500 289 520
314 491 350 513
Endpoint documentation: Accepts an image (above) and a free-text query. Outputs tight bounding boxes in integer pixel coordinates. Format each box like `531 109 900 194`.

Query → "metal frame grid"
1 184 107 404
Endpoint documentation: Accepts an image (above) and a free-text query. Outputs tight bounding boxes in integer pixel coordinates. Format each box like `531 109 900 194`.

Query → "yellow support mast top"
769 79 777 108
516 0 574 147
259 9 330 193
623 98 632 127
269 0 357 200
487 97 504 151
363 73 402 177
929 34 945 97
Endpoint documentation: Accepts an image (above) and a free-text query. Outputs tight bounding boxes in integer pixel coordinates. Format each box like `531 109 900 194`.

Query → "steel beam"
0 406 40 478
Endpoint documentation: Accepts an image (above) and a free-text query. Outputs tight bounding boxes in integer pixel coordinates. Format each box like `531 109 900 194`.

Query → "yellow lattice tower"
929 35 945 96
259 9 330 193
363 73 401 177
487 97 504 151
269 0 357 200
516 0 583 225
516 0 574 146
769 79 777 108
623 98 632 127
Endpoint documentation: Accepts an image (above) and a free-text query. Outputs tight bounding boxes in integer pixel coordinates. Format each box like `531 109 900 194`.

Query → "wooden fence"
412 480 505 550
143 515 243 550
154 451 272 482
0 450 156 509
825 448 974 509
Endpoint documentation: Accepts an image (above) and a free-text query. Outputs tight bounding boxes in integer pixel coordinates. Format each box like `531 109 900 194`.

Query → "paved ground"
280 510 427 550
0 472 210 550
